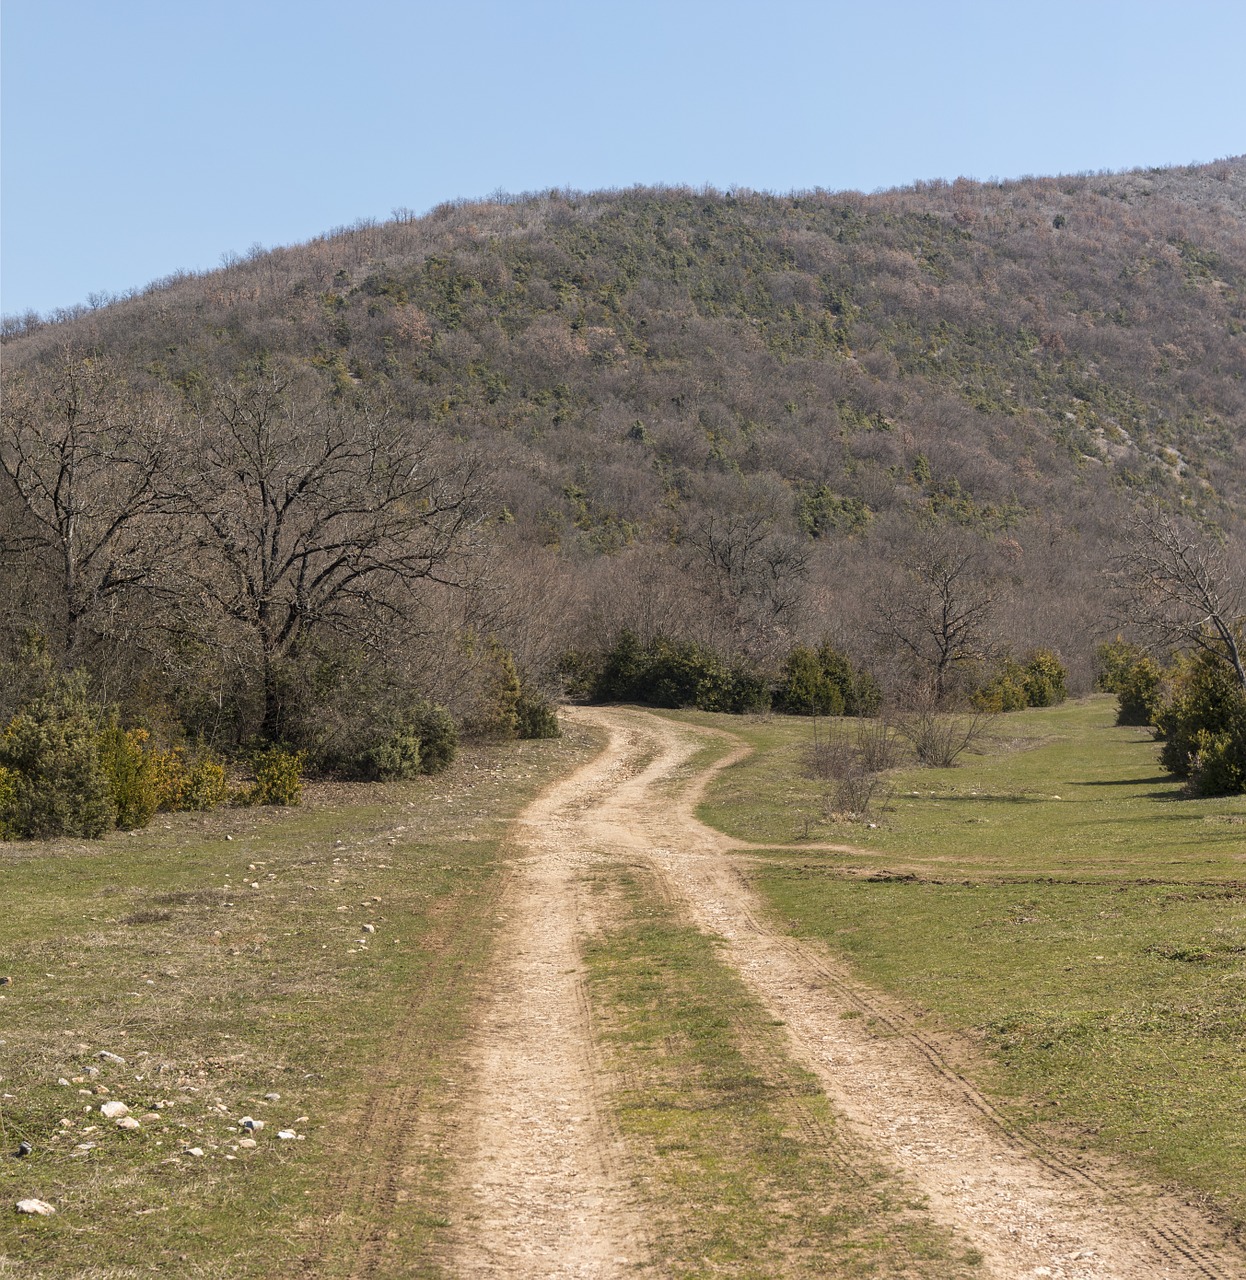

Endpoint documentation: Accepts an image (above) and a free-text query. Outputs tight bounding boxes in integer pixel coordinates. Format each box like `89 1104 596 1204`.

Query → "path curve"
560 706 1244 1280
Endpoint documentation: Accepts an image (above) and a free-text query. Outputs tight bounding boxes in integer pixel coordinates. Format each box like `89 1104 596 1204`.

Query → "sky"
3 0 1244 318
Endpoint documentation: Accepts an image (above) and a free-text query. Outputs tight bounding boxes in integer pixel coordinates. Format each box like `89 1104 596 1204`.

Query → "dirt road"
447 706 1242 1279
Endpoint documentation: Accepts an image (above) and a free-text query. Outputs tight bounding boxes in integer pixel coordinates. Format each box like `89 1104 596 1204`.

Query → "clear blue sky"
3 0 1244 318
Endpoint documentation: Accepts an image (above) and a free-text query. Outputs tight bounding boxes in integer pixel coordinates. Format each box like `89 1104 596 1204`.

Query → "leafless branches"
1113 508 1245 689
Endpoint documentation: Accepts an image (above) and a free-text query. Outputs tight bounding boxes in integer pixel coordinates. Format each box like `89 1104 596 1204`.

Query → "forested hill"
3 158 1244 737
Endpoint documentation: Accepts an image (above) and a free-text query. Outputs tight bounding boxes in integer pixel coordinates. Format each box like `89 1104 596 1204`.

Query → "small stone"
276 1129 298 1140
239 1117 264 1132
16 1198 55 1216
362 923 376 934
263 1092 281 1102
116 1117 141 1131
249 882 260 890
237 1137 257 1149
185 1147 205 1157
57 1078 71 1086
225 834 233 841
99 1101 130 1119
96 1051 126 1065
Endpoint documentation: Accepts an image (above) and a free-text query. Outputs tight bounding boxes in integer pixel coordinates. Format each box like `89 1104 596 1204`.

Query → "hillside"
3 158 1244 738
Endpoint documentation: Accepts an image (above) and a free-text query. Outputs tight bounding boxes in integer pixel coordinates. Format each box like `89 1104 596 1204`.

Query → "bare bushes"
895 699 995 768
806 717 898 821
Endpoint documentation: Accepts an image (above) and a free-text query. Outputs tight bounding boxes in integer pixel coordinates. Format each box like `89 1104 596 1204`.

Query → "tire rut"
568 706 1244 1280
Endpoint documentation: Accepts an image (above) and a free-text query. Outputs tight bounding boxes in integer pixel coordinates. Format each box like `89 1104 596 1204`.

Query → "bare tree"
0 350 182 658
176 371 484 738
872 530 999 701
1113 507 1245 689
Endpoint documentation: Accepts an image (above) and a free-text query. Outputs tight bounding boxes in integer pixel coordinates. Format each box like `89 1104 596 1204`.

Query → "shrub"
1021 649 1068 707
243 747 305 806
776 641 879 717
96 723 161 830
972 659 1030 712
0 765 17 840
0 673 115 839
592 632 770 714
516 689 561 739
369 728 423 780
410 701 458 772
777 645 844 716
178 754 231 809
1154 650 1246 793
1115 656 1164 726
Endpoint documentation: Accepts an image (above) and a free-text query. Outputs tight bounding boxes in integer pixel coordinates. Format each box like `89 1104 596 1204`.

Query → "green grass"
0 729 598 1279
583 862 984 1278
657 697 1246 1227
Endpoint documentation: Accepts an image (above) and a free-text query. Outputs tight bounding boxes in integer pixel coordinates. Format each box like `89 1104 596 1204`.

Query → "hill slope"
3 158 1244 725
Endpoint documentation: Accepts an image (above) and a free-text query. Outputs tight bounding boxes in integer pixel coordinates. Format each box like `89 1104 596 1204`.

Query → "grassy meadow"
662 696 1246 1228
0 728 597 1279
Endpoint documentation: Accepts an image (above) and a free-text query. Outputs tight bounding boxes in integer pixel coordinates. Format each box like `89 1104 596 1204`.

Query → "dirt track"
445 706 1243 1279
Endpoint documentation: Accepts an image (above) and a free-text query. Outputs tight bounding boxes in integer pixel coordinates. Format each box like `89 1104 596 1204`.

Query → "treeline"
3 161 1246 826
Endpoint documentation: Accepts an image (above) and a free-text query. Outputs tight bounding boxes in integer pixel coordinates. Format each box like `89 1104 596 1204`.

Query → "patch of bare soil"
565 706 1244 1280
444 732 651 1279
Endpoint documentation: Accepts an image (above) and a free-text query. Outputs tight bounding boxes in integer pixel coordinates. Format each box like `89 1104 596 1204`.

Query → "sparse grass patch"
0 726 598 1278
583 862 983 1278
659 697 1246 1228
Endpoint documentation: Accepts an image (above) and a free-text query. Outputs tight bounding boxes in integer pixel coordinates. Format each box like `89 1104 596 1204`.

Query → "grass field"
0 728 598 1279
662 696 1246 1230
583 861 984 1278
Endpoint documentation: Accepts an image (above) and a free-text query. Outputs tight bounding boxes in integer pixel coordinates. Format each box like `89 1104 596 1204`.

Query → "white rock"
185 1146 205 1157
116 1117 141 1130
276 1129 298 1140
99 1101 130 1119
16 1198 55 1216
96 1051 126 1065
237 1137 258 1149
362 923 375 933
239 1117 264 1131
263 1092 281 1102
57 1078 71 1086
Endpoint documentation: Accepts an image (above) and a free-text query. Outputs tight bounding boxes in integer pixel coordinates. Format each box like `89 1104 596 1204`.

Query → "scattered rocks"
96 1051 126 1065
116 1117 141 1131
99 1101 130 1119
15 1198 55 1216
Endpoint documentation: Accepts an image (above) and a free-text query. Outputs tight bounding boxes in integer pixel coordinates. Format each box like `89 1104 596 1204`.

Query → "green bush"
973 650 1068 712
1096 638 1163 725
244 746 305 806
410 701 458 772
368 728 423 781
1155 650 1246 793
178 754 231 809
0 765 17 840
1022 649 1068 707
1116 655 1164 726
516 689 561 739
96 723 162 830
775 641 879 717
593 632 769 714
972 659 1030 712
0 673 115 839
